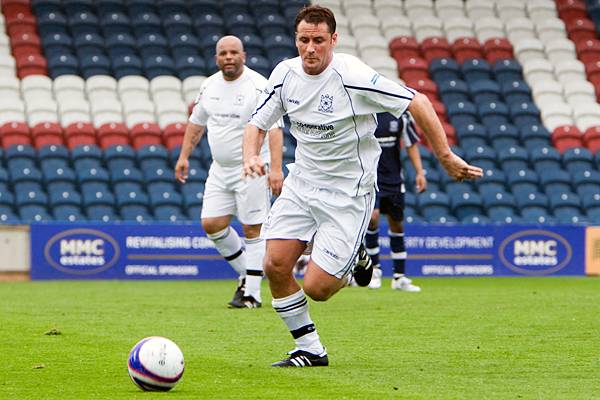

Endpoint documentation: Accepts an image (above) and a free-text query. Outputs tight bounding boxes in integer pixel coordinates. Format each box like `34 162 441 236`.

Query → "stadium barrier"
24 222 598 279
0 225 29 272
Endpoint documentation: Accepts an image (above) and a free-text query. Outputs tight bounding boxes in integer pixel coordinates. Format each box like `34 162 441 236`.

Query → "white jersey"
249 53 415 197
189 66 283 168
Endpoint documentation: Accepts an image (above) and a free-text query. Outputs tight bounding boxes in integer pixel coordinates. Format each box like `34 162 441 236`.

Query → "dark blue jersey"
374 112 420 188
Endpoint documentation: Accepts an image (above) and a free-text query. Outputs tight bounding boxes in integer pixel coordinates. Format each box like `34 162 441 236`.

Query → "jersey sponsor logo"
498 230 572 275
292 120 335 139
389 120 399 132
371 73 380 85
376 136 396 148
287 98 300 105
234 94 245 105
318 94 334 113
322 248 340 260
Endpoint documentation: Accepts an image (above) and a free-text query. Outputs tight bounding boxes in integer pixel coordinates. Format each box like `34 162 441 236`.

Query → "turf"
1 277 599 399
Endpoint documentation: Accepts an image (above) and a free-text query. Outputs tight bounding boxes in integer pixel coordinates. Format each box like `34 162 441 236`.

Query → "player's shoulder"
243 66 269 86
332 53 380 83
270 56 302 81
200 72 221 91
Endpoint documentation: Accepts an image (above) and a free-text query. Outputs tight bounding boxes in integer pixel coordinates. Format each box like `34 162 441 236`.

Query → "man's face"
215 38 245 80
295 20 337 75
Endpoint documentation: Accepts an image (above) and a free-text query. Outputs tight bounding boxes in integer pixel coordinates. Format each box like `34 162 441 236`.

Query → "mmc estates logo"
43 228 120 275
498 229 572 276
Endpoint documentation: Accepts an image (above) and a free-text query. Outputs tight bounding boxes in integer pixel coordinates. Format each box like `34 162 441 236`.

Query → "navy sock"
365 228 380 266
390 231 406 275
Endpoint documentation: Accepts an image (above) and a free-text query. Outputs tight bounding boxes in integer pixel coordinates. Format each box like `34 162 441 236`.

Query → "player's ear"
331 32 337 46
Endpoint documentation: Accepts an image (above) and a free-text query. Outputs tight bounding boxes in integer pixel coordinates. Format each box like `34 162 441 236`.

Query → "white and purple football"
127 336 185 391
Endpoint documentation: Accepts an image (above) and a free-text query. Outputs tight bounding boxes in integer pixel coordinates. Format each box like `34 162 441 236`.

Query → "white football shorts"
261 174 375 279
201 162 271 225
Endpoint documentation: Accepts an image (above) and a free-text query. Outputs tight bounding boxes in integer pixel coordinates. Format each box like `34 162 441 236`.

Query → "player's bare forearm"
243 124 267 177
408 93 483 181
179 123 205 159
406 144 424 176
267 127 284 196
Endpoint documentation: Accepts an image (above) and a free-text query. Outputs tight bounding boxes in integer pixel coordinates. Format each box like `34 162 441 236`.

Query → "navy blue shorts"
374 188 404 221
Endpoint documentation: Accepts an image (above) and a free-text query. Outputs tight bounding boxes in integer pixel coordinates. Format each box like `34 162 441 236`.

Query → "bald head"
215 35 246 81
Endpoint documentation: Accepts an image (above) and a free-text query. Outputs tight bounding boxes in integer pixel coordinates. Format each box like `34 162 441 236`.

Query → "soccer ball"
127 336 185 391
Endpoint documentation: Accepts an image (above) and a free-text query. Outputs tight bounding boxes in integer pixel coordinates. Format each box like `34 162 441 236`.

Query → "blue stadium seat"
16 190 48 209
428 215 458 224
73 33 105 57
539 169 572 195
469 79 501 103
80 54 112 79
42 33 74 59
47 54 79 78
192 13 225 37
138 33 169 57
501 80 532 105
6 144 36 164
478 101 510 128
498 146 529 172
464 145 497 170
10 166 43 193
447 101 478 128
20 205 52 223
562 147 594 174
104 145 136 170
505 168 538 194
461 58 492 83
105 33 137 57
449 190 483 220
86 206 120 222
429 58 461 83
143 54 176 79
488 123 519 150
461 214 490 224
68 11 101 36
549 192 581 217
530 146 561 173
71 144 103 169
510 102 541 128
246 55 271 77
456 123 488 148
131 12 161 36
127 0 157 16
169 33 200 59
44 165 77 192
0 190 15 215
144 166 175 184
250 0 280 15
492 59 523 84
239 33 265 57
39 144 69 162
189 0 220 16
112 54 144 78
175 55 207 79
220 0 251 18
264 34 296 60
82 188 115 208
156 0 188 18
112 166 144 189
200 33 221 57
225 13 256 36
256 13 289 37
100 12 132 36
96 0 128 17
438 79 469 104
31 0 62 15
186 166 208 184
49 190 84 221
62 0 95 16
572 169 600 198
116 189 150 208
37 11 69 35
583 193 600 221
417 191 450 220
182 188 203 216
150 191 185 221
0 211 20 224
282 1 308 20
519 124 551 150
163 13 193 37
78 167 111 193
520 208 554 224
482 190 517 217
515 191 549 214
137 145 169 168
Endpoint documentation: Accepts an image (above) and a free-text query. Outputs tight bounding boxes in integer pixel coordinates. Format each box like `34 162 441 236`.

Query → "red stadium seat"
130 122 162 149
405 78 438 101
6 13 37 37
64 122 96 149
575 39 600 64
552 125 584 152
483 38 514 64
1 0 31 19
583 126 600 153
97 122 130 148
566 18 597 42
15 54 47 78
32 122 64 148
11 32 42 59
585 60 600 83
451 37 483 64
397 57 429 82
0 122 31 147
389 36 421 60
164 122 185 150
557 0 588 23
430 99 447 121
420 37 451 63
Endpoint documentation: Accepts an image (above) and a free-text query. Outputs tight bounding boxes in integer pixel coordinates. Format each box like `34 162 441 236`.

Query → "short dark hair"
294 5 336 34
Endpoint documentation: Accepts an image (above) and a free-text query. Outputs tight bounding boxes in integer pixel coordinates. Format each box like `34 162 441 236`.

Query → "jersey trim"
343 84 414 100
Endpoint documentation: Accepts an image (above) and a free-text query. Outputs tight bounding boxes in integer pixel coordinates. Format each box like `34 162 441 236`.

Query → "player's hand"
439 152 483 181
268 168 284 196
415 172 427 193
243 155 266 177
174 158 189 183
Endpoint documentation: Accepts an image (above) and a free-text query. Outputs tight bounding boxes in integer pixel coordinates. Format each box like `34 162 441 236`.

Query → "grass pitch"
1 277 599 399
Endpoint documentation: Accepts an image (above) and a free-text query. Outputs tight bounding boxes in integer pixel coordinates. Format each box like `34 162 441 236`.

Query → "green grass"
1 278 599 399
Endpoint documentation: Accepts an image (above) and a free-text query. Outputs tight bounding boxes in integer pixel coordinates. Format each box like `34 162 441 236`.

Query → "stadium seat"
438 79 469 104
478 101 510 128
501 80 532 105
421 37 452 63
461 58 492 83
493 60 523 85
562 147 594 173
397 57 429 82
482 190 517 219
469 80 501 104
464 145 497 171
456 123 487 148
192 13 225 37
47 54 79 79
449 190 484 220
530 146 562 173
447 101 478 128
451 37 483 64
80 54 112 79
498 146 529 172
417 191 450 220
162 13 193 37
130 123 161 148
71 144 103 169
520 124 551 150
1 122 31 147
509 102 541 128
566 18 596 42
73 33 105 57
256 13 289 37
515 191 549 215
116 190 153 222
104 144 136 170
150 191 185 221
552 126 584 153
68 12 101 37
539 169 572 195
429 58 461 83
78 166 111 193
506 168 539 193
488 123 519 150
105 33 137 57
572 169 600 198
549 192 582 219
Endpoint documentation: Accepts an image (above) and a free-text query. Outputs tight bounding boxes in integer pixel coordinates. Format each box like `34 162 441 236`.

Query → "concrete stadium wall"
0 225 30 272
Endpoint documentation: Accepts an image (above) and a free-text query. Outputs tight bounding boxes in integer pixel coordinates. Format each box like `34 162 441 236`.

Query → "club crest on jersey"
234 94 245 105
318 94 334 113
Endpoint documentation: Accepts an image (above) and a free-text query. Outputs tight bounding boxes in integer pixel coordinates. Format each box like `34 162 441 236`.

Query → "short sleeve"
188 82 209 126
249 63 288 131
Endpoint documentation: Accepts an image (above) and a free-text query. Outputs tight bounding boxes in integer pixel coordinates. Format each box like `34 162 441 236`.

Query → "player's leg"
234 223 263 308
386 197 421 292
365 201 382 289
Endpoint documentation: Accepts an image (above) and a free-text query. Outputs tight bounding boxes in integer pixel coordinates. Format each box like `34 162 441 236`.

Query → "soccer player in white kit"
244 6 483 366
175 36 284 309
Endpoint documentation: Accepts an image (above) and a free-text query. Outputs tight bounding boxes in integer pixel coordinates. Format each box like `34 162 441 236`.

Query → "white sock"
244 237 264 301
206 227 246 277
272 289 325 355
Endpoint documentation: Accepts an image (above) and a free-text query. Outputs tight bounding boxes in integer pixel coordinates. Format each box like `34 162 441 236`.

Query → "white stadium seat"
349 14 381 38
21 75 53 100
496 0 527 21
474 17 506 42
380 16 412 40
535 18 566 43
85 75 118 99
182 76 206 104
554 59 587 84
443 17 474 44
413 16 443 43
527 0 557 22
26 98 59 125
544 38 576 65
541 102 574 132
0 98 25 124
465 0 496 19
59 99 91 125
53 74 85 102
357 35 389 60
365 55 398 80
532 80 564 106
522 58 555 86
564 80 596 106
573 103 600 132
373 0 404 18
118 75 150 99
435 0 466 18
404 0 434 18
513 38 545 63
91 98 123 127
0 76 20 99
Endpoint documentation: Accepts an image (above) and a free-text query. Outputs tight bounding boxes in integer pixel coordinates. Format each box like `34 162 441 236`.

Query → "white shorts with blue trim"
261 174 375 279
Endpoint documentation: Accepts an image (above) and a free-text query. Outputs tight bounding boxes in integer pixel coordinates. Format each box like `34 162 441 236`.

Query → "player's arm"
406 144 427 193
175 122 206 184
243 124 267 177
267 127 284 196
408 93 482 181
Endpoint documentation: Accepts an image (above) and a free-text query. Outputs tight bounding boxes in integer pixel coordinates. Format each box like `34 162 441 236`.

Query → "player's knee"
369 210 380 229
304 284 332 302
